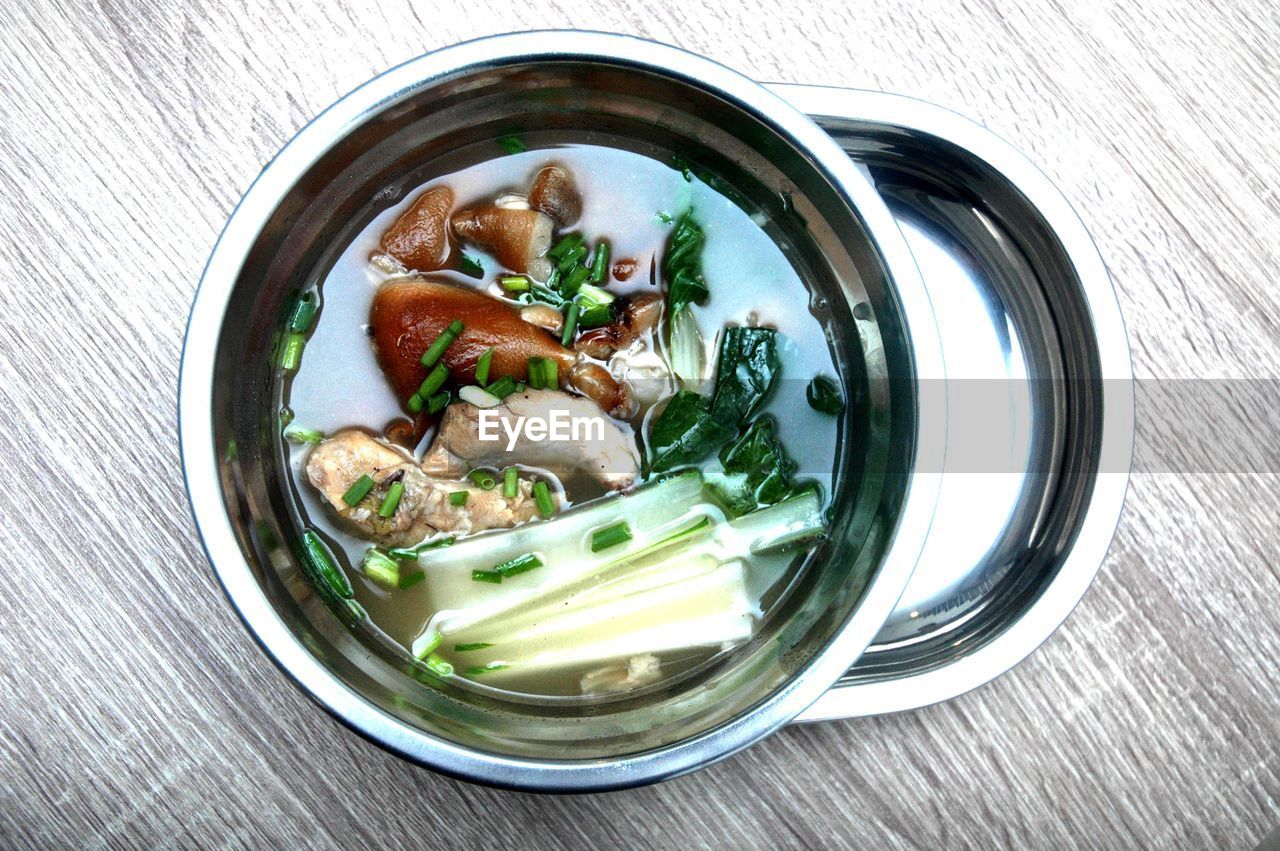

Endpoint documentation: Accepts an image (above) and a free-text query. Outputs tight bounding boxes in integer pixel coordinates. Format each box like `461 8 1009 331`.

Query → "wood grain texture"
1 0 1277 847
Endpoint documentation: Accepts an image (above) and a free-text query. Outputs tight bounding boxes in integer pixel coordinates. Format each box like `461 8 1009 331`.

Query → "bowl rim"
178 30 947 791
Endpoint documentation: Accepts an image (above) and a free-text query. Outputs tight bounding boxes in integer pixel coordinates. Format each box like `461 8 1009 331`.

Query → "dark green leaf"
710 327 781 425
806 375 844 415
648 390 734 473
705 416 798 516
663 211 710 318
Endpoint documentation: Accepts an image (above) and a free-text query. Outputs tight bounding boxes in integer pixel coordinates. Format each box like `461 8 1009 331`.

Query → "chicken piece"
451 205 554 280
370 278 630 416
420 389 640 490
575 292 664 360
306 429 541 545
379 186 454 271
528 165 582 227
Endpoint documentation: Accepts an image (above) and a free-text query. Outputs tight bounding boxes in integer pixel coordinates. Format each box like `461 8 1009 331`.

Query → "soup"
279 137 846 699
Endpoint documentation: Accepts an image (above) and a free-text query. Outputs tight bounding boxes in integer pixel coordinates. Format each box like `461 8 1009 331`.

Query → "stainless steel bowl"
179 32 945 791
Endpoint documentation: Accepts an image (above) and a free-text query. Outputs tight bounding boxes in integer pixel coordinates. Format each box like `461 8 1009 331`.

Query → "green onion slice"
486 375 517 399
288 292 318 333
471 569 502 584
341 475 376 507
543 357 559 389
547 233 583 260
417 362 449 399
589 241 611 283
475 348 495 386
377 481 404 518
454 642 493 652
468 469 497 490
527 356 545 390
361 547 401 586
560 302 580 347
448 491 469 507
590 520 633 553
279 333 305 370
420 319 464 368
465 662 509 677
500 275 530 292
533 480 555 518
502 466 519 499
283 426 324 445
398 570 425 590
388 536 456 560
493 553 543 577
427 390 451 415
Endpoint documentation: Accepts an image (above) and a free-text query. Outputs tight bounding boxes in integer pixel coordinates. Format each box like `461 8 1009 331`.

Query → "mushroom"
370 278 631 417
451 204 554 280
519 303 564 335
528 164 582 227
575 292 664 360
379 185 454 271
569 362 635 419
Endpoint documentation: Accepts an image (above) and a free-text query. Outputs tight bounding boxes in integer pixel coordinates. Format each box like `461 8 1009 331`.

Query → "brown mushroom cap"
451 204 554 280
379 186 454 271
528 164 583 227
575 292 664 360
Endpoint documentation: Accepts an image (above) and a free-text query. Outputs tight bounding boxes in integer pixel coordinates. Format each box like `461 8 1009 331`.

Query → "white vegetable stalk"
414 471 709 614
667 307 706 389
427 490 826 682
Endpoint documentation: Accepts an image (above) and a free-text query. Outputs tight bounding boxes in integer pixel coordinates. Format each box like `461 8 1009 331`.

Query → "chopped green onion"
547 233 583 260
589 241 611 283
494 553 543 577
420 320 464 368
656 210 674 224
361 547 401 586
279 333 305 370
486 375 517 399
458 255 484 278
284 426 324 445
560 302 580 346
526 284 566 308
417 361 449 399
497 135 526 155
300 530 352 599
341 475 376 507
557 243 588 274
533 480 555 518
427 390 451 415
561 263 590 297
471 569 503 584
398 570 425 590
503 466 519 499
578 303 614 329
468 469 497 490
448 490 469 507
388 536 456 560
543 357 559 389
515 381 526 393
454 642 493 652
590 520 633 553
465 662 509 676
406 393 425 414
378 481 404 517
288 292 318 333
527 357 545 390
500 275 530 292
475 348 494 386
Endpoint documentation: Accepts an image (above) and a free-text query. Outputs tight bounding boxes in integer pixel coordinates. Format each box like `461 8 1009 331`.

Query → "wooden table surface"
2 2 1278 848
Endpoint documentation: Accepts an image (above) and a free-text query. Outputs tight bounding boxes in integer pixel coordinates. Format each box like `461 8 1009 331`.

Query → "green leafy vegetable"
709 327 781 425
705 416 799 516
497 135 526 155
664 211 710 320
647 390 734 474
806 376 844 415
458 255 484 278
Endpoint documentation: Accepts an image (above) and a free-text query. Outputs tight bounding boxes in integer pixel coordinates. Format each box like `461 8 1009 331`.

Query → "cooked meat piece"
379 186 454 271
420 389 640 490
306 429 542 545
575 292 664 360
527 165 582 227
451 204 554 280
370 278 630 416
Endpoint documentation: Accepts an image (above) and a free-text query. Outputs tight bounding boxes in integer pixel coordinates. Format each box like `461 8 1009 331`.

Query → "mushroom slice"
575 292 664 360
528 164 582 227
379 186 454 271
451 204 554 280
420 389 641 490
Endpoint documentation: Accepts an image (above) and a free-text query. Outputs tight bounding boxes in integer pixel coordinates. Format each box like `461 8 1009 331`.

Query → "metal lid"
767 86 1134 720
